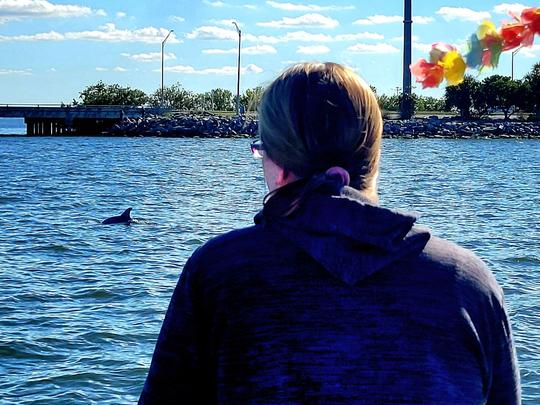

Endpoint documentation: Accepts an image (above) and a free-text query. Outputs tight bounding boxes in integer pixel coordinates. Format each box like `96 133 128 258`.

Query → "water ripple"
0 137 538 403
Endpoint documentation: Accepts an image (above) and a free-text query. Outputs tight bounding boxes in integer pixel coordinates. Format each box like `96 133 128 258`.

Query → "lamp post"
401 0 413 119
161 29 174 107
232 21 242 115
511 47 521 80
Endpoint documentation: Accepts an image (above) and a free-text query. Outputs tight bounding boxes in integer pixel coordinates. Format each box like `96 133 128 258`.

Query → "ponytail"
265 167 350 217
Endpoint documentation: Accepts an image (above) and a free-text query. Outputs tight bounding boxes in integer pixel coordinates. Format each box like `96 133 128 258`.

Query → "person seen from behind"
139 62 520 404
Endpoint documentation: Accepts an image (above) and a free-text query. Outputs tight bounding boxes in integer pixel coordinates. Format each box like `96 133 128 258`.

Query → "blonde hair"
259 62 382 200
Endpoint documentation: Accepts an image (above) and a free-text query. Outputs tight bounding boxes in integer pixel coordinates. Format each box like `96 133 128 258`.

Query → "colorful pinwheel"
410 43 466 88
466 20 504 69
411 6 540 89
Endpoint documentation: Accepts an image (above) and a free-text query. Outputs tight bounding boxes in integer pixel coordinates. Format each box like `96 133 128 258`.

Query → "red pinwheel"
410 59 444 89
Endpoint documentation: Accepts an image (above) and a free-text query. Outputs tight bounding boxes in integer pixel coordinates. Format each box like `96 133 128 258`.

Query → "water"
0 118 25 136
0 137 538 404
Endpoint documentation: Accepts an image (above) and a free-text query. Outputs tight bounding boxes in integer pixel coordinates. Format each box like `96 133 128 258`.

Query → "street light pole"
161 29 174 107
401 0 413 119
511 47 521 80
232 21 242 115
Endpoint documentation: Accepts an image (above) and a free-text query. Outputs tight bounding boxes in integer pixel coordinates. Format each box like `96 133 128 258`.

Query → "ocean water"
0 137 538 404
0 119 25 136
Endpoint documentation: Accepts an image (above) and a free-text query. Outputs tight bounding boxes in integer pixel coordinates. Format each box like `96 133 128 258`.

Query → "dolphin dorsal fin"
121 208 132 218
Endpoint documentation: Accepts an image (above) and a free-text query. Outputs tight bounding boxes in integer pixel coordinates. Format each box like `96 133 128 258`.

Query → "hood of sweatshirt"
254 180 431 286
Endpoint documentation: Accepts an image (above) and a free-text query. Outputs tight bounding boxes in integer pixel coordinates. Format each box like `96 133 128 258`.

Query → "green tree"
445 75 479 119
415 95 446 112
240 86 264 113
149 83 197 109
193 92 213 110
523 62 540 120
209 88 234 111
377 94 400 111
470 85 490 118
79 81 148 106
399 92 416 119
478 75 521 120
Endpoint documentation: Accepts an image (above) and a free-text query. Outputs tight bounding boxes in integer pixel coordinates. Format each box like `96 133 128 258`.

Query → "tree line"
75 81 264 113
76 62 540 120
444 62 540 120
375 62 540 120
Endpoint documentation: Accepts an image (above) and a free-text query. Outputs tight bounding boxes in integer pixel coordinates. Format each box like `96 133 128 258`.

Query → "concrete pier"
0 105 166 135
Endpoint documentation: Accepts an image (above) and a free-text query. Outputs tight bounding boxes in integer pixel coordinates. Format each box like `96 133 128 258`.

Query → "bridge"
0 104 166 135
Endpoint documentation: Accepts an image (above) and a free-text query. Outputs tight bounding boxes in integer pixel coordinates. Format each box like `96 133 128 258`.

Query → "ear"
276 168 292 186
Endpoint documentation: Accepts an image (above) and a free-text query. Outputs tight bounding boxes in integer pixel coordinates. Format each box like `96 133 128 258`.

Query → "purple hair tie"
325 166 350 186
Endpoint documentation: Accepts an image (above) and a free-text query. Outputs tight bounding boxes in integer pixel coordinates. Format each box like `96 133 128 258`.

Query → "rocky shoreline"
107 112 257 138
106 112 540 139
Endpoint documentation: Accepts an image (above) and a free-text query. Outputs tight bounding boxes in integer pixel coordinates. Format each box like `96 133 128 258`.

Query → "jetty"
2 105 539 139
0 104 165 135
106 113 540 139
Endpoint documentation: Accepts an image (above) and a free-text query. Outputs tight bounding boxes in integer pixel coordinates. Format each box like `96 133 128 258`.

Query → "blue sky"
0 0 539 103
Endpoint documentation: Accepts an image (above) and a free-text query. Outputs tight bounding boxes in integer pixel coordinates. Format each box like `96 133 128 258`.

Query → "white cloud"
0 30 64 41
212 19 243 27
49 67 56 72
116 12 127 18
388 36 432 52
186 27 278 44
492 3 527 15
0 68 32 75
95 9 107 17
266 1 354 11
0 0 105 22
203 44 277 54
113 66 127 72
244 34 280 44
0 24 182 43
121 52 176 62
186 25 238 40
297 44 330 54
186 25 383 44
392 34 420 42
354 14 433 25
521 44 540 58
64 23 182 43
271 31 384 42
436 7 491 22
334 32 384 41
279 31 332 42
201 48 236 54
204 0 225 6
202 0 257 8
163 63 263 75
258 13 339 29
414 16 435 24
412 42 433 53
353 15 401 25
95 67 108 71
169 15 185 23
347 43 399 54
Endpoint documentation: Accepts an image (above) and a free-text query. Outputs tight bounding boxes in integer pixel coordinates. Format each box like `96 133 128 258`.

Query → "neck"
359 188 379 204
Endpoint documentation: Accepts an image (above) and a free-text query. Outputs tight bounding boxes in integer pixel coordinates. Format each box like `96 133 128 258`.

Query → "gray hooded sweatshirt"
140 181 520 404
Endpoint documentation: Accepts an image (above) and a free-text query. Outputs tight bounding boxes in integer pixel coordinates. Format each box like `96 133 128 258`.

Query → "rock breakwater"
384 117 540 139
106 113 540 139
107 112 257 138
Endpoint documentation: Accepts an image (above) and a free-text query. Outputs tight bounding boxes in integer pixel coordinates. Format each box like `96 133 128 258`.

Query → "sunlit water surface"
0 137 538 404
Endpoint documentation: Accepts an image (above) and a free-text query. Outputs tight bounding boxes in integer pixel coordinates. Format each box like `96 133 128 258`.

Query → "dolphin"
102 208 133 225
